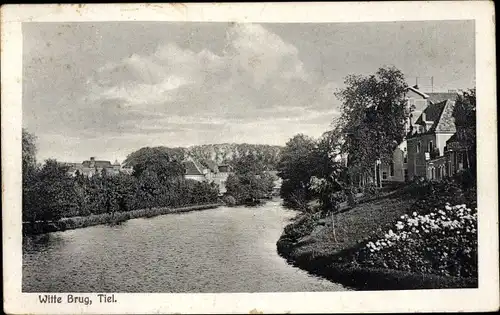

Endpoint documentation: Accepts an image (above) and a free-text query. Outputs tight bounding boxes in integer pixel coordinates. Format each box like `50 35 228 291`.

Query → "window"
404 169 409 181
428 141 433 152
382 172 388 180
390 162 394 177
417 141 421 153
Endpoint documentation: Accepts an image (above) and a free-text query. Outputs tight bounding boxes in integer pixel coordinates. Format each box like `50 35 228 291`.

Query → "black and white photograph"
2 2 498 314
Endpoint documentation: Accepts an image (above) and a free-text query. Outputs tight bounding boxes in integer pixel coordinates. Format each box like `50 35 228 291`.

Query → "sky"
22 20 475 163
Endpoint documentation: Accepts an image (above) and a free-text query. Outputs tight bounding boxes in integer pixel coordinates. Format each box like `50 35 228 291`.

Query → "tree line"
22 131 219 224
123 143 283 171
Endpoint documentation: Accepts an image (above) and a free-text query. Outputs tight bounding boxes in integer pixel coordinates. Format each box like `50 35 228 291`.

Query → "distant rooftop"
414 99 456 134
183 161 203 176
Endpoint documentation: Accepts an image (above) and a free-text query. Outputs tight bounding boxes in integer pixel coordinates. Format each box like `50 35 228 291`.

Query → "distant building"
183 160 207 182
266 170 283 195
213 164 232 194
63 157 129 177
182 158 233 194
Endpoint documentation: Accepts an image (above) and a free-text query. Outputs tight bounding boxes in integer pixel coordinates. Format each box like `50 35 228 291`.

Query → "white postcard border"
2 2 498 314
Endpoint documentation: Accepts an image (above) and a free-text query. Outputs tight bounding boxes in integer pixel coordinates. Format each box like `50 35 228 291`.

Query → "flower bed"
353 204 477 278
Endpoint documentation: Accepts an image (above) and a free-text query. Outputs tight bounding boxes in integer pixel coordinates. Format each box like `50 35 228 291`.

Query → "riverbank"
23 203 222 235
276 193 478 290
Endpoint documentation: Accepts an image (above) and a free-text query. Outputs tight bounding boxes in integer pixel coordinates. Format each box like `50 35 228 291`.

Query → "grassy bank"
23 203 222 235
277 237 477 290
277 192 478 290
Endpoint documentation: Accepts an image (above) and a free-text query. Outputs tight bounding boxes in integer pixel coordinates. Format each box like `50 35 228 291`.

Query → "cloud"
34 23 341 157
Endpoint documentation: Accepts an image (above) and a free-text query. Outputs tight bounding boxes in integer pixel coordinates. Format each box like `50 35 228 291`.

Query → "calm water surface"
23 199 347 292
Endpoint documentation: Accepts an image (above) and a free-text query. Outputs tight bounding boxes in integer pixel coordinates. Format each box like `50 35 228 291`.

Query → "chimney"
90 157 95 161
90 157 96 168
421 112 426 121
413 84 419 90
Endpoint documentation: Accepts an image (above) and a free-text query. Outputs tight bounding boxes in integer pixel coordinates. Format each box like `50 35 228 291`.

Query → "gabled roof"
426 92 458 104
82 160 112 168
183 161 204 176
415 101 446 125
434 100 457 132
415 100 456 134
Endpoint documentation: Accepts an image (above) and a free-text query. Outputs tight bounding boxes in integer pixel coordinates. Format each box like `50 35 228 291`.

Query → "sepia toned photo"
2 2 498 314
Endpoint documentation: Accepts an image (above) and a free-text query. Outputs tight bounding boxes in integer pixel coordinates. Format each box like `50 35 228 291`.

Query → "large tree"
24 159 77 222
277 134 318 208
124 147 185 183
334 66 409 185
226 154 274 204
22 128 37 175
22 129 39 223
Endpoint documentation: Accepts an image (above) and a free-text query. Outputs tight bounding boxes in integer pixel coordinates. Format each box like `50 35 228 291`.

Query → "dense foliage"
124 143 283 171
402 172 477 214
225 154 274 205
22 130 219 225
334 66 409 185
123 146 187 168
189 143 282 170
278 132 350 211
277 134 318 208
452 88 476 175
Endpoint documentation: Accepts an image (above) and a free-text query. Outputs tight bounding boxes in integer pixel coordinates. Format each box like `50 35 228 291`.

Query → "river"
23 199 347 292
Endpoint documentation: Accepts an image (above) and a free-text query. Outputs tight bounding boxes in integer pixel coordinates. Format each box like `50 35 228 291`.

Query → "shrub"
283 213 320 242
403 177 476 215
222 195 237 206
354 204 477 278
362 183 379 197
453 169 477 191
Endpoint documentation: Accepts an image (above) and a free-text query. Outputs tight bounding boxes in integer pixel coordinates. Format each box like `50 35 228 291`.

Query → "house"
64 157 125 177
406 99 457 180
380 141 408 183
213 164 232 194
183 160 207 182
266 170 283 195
182 158 232 194
380 85 459 183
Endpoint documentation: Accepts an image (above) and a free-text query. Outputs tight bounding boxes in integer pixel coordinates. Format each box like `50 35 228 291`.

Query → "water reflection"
23 200 347 292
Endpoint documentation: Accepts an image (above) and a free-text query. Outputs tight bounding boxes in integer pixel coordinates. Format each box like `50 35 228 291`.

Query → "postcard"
1 2 498 314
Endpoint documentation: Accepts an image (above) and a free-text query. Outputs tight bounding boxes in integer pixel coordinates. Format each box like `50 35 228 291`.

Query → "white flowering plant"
354 203 477 278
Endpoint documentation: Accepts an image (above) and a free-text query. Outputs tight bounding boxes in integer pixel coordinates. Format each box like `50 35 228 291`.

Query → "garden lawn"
289 195 416 260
